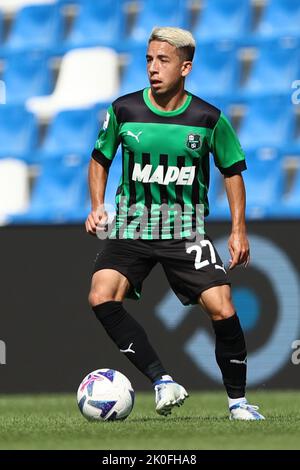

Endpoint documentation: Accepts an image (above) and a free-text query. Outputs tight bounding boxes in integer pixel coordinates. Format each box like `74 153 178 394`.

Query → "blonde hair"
148 26 196 61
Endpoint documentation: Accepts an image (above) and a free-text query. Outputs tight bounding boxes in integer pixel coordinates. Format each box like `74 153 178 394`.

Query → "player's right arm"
85 105 120 236
85 158 108 235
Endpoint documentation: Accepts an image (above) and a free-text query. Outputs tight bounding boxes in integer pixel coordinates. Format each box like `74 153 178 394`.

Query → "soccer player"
86 27 265 420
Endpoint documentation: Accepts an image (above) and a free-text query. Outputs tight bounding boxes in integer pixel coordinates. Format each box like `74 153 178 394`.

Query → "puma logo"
126 130 142 143
120 342 135 354
215 264 226 274
230 358 247 365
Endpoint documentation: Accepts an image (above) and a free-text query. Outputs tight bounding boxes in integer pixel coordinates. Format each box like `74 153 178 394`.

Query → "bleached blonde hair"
148 26 196 61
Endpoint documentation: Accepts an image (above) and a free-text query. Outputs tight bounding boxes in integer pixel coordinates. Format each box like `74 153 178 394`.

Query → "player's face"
146 40 191 95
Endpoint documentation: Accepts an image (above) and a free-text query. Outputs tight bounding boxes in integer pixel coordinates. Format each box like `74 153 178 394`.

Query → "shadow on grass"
129 415 228 424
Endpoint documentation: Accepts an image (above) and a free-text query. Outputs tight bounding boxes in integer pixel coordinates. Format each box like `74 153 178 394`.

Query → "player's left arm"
224 173 249 270
210 112 249 270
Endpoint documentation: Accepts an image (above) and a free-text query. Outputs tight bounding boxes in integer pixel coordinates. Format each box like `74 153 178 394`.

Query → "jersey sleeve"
210 112 247 175
91 104 119 170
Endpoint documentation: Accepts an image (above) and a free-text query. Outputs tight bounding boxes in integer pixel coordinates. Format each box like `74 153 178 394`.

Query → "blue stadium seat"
20 154 88 223
193 0 252 42
128 0 187 45
240 37 300 96
210 147 283 220
63 0 123 50
4 4 64 53
3 51 52 104
277 165 300 218
186 41 238 97
0 104 37 161
257 0 300 38
238 95 293 150
39 106 101 158
120 47 148 95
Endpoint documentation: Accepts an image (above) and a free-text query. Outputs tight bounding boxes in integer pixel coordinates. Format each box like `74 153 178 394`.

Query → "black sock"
92 301 167 383
212 313 247 399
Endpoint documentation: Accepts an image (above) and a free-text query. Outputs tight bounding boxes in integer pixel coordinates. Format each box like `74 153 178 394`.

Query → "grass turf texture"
0 391 299 450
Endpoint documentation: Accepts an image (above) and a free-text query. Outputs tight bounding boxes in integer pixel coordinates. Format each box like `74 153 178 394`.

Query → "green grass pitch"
0 391 299 450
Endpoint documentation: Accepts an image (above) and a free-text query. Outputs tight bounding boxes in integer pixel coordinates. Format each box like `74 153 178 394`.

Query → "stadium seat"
240 37 300 96
27 47 119 121
3 51 52 104
18 154 89 223
39 106 101 158
63 0 123 51
0 0 56 16
128 0 187 45
257 0 300 38
277 166 300 218
0 158 30 223
186 41 238 97
238 95 292 150
210 148 284 220
3 3 63 53
120 47 148 95
0 104 37 160
193 0 252 42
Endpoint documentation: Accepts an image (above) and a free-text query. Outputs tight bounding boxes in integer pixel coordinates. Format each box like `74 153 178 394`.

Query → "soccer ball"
77 368 135 421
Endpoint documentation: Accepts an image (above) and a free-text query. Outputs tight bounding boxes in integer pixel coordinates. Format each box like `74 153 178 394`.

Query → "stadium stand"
26 47 119 121
63 0 124 51
120 46 148 95
2 3 64 54
0 104 37 161
187 40 238 97
38 106 102 158
239 37 300 96
3 51 52 103
0 0 298 223
277 165 300 218
237 95 293 150
0 0 56 15
210 147 284 220
256 0 300 38
10 154 89 223
0 158 30 222
193 0 252 42
128 0 187 45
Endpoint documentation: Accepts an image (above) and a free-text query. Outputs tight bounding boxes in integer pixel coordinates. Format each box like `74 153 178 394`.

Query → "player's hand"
85 206 108 237
228 231 250 270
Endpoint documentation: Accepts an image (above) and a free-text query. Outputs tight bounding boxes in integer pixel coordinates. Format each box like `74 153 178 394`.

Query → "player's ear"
181 61 192 78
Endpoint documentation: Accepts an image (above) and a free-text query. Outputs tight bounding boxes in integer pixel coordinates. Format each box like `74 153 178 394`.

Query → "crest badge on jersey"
187 134 201 150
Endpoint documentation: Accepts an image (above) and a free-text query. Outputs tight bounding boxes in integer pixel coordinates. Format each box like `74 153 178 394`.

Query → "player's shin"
92 301 167 382
212 313 247 399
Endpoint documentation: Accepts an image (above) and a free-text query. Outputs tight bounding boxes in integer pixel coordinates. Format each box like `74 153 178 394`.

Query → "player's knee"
210 302 235 322
88 289 116 307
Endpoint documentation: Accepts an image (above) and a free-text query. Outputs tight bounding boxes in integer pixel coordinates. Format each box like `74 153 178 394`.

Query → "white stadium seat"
0 158 29 224
0 0 56 16
26 47 119 121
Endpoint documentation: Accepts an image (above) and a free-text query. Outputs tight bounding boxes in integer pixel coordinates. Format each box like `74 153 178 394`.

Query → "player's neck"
148 87 187 112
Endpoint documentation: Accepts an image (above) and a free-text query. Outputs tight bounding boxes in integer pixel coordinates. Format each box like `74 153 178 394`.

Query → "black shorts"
93 237 230 306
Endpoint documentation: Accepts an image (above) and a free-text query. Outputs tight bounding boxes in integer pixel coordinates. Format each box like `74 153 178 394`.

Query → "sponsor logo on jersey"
132 163 196 185
187 134 201 150
103 111 110 131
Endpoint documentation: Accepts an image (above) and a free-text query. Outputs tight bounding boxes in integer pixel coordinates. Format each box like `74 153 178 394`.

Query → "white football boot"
154 375 188 416
229 400 265 421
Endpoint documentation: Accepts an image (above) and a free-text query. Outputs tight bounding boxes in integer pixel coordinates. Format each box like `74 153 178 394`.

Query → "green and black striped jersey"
92 88 246 239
